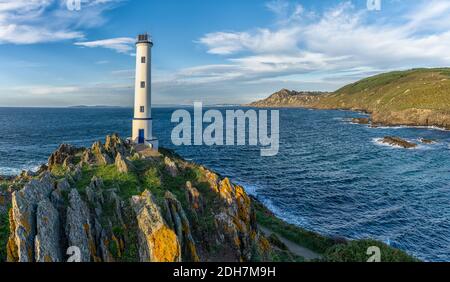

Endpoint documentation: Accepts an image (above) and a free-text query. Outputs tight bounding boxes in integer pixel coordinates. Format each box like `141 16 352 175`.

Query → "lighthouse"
131 33 158 150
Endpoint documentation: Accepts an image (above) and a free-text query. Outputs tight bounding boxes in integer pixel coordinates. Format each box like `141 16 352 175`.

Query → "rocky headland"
0 134 417 262
248 68 450 130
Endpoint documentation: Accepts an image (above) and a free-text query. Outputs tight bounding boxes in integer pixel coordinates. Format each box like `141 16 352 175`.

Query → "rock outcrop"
115 153 134 174
131 190 181 262
381 136 417 149
2 135 271 263
164 157 179 177
48 144 80 170
35 199 62 262
164 191 199 262
8 172 54 262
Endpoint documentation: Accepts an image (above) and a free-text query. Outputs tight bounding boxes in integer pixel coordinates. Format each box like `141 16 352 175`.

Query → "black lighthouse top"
136 33 153 46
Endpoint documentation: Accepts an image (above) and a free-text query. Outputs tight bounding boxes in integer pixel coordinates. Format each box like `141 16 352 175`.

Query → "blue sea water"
0 107 449 262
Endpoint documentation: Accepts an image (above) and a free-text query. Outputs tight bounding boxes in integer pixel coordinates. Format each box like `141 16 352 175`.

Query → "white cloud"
199 27 302 55
75 37 135 54
0 0 120 44
189 0 450 90
1 82 133 106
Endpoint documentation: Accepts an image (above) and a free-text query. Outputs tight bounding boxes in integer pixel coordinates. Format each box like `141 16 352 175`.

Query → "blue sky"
0 0 450 106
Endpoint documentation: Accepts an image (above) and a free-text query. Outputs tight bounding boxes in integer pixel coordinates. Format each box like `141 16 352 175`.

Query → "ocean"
0 107 449 261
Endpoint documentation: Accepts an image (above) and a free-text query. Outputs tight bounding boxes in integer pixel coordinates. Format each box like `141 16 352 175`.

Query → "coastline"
0 135 419 262
247 104 450 131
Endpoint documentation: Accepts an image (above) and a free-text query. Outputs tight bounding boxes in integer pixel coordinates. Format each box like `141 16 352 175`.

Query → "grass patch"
0 206 11 262
75 165 140 199
0 182 9 191
50 165 68 178
324 239 418 262
270 249 304 262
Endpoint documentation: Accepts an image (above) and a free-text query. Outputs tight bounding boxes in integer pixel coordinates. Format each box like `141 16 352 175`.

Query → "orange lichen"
44 254 52 262
88 238 101 262
6 208 18 262
259 236 271 253
148 225 180 262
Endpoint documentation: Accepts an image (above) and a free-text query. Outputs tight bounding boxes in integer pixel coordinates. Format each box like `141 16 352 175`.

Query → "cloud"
1 82 133 106
75 37 135 54
188 0 450 92
199 27 302 55
0 0 121 44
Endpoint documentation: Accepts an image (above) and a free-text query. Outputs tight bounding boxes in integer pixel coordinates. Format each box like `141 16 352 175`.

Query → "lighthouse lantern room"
131 33 158 150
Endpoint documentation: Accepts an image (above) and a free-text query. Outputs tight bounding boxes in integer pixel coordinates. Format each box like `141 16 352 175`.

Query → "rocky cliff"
0 134 273 262
249 68 450 129
0 135 417 262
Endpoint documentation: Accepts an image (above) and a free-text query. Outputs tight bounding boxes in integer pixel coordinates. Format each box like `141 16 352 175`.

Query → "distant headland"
248 68 450 130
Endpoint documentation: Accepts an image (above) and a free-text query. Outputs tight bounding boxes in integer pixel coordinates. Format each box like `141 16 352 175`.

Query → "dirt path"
259 225 322 261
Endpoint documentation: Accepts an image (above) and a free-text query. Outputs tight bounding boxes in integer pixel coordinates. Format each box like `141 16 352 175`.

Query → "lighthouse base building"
130 33 158 151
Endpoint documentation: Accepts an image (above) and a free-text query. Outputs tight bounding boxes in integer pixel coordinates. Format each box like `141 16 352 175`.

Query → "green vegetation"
324 239 418 262
50 165 68 178
76 164 140 199
0 205 10 262
267 233 288 251
253 196 418 262
251 68 450 128
271 249 304 262
253 198 335 254
325 68 450 112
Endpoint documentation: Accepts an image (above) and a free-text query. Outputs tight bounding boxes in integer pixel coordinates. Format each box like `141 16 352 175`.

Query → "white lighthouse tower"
131 33 158 150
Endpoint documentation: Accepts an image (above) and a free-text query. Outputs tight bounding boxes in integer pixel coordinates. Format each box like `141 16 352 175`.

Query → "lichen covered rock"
131 190 181 262
115 153 134 174
164 191 199 262
8 172 54 262
35 199 62 262
66 189 95 262
164 157 179 177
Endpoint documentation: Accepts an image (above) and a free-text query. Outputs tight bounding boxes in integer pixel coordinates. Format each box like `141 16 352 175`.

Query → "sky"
0 0 450 107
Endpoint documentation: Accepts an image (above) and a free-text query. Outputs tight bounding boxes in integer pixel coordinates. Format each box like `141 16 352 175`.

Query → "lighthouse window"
141 56 146 63
140 81 146 88
140 106 145 113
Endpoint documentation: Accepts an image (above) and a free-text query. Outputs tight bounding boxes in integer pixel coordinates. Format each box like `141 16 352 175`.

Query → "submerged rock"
419 138 437 144
381 136 417 149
